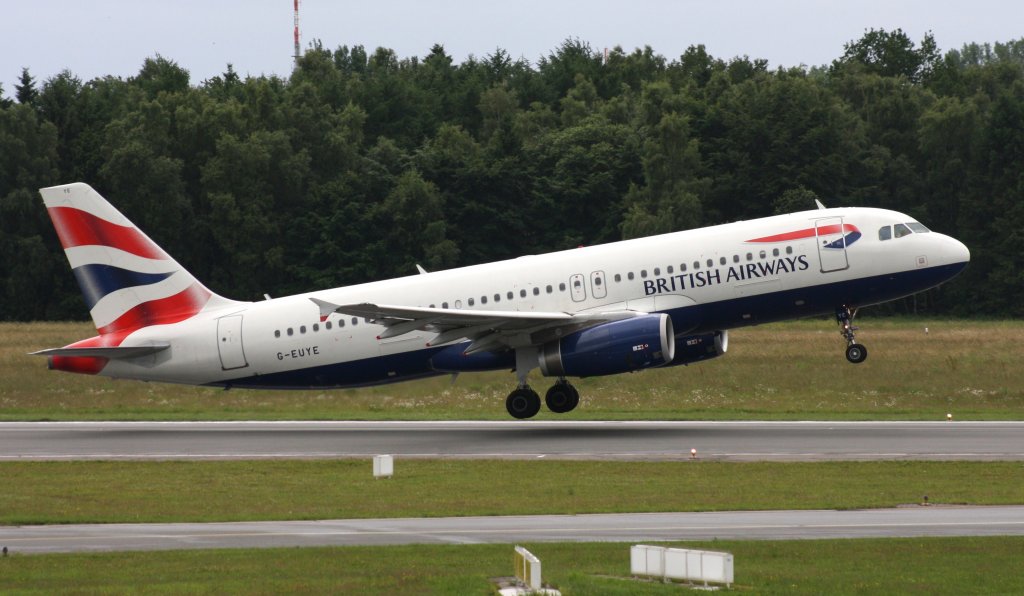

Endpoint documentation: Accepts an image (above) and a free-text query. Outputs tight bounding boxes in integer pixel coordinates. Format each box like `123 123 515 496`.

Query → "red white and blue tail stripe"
38 183 234 373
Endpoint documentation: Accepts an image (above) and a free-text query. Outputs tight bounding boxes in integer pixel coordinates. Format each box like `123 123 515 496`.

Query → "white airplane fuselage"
92 206 969 390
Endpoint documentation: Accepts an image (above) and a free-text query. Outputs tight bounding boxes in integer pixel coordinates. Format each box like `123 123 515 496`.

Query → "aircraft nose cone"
951 237 970 264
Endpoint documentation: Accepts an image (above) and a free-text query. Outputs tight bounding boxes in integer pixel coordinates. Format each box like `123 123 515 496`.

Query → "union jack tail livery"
36 183 237 374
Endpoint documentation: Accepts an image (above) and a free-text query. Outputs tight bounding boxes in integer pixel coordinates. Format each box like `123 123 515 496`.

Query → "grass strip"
2 537 1023 594
3 320 1022 421
3 460 1022 525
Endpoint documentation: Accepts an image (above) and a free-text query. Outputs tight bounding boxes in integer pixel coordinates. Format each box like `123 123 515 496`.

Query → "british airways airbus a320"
34 183 969 419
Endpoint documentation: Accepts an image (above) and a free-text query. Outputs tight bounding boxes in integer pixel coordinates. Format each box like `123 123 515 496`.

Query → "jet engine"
538 314 675 377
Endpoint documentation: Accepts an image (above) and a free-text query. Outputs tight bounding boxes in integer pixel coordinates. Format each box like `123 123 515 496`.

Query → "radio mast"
293 0 301 64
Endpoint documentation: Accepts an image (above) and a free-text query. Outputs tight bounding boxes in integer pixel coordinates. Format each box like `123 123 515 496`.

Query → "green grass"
4 319 1022 421
2 538 1023 594
3 460 1022 524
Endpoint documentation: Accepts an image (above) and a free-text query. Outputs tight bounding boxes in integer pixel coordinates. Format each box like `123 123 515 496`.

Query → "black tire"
845 343 868 364
545 382 580 414
506 387 541 419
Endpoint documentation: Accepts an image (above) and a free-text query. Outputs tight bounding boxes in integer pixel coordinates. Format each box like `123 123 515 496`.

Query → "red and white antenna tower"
293 0 301 64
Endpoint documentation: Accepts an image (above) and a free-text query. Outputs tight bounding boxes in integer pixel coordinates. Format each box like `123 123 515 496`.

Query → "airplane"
33 183 970 419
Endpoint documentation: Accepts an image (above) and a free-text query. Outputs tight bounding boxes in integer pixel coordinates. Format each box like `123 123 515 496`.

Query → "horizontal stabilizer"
30 343 170 359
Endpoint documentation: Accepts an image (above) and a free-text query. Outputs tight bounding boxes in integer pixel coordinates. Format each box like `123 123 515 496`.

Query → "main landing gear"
505 379 580 419
836 305 868 364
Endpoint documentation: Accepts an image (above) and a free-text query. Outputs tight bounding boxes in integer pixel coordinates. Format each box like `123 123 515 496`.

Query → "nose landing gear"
836 305 868 363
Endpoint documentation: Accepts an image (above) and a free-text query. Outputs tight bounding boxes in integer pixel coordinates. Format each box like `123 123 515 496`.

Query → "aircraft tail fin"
39 182 237 336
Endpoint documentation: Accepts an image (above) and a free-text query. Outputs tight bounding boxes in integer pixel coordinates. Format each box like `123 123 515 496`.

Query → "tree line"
1 29 1022 320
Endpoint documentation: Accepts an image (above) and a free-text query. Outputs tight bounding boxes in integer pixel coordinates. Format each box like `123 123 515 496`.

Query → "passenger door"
216 315 249 370
815 217 849 273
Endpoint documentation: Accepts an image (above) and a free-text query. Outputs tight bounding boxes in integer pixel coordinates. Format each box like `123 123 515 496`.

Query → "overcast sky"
3 1 1022 97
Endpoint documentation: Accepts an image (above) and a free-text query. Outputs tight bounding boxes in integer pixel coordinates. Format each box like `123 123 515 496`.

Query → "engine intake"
539 314 675 378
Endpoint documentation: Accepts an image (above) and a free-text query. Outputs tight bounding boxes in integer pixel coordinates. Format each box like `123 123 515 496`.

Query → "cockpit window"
907 222 930 233
894 223 912 238
878 226 892 241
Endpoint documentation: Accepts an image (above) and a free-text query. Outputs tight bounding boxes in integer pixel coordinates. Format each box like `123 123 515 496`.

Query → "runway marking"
5 521 1024 544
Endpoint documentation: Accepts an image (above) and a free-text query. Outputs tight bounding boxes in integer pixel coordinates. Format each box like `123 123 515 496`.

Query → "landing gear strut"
836 305 868 364
507 348 582 418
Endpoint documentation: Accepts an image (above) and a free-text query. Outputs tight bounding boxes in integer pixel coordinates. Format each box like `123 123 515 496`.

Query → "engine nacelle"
538 314 676 378
666 330 728 366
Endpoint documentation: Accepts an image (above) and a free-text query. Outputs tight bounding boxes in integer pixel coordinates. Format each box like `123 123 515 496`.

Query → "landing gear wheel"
845 343 868 364
835 305 868 364
545 381 580 414
506 387 541 419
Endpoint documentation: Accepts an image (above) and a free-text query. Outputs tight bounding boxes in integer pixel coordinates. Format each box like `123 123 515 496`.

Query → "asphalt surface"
3 506 1023 553
3 420 1021 554
0 420 1022 461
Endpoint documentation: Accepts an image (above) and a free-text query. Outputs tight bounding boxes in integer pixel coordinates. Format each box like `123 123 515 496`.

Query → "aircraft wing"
310 298 637 353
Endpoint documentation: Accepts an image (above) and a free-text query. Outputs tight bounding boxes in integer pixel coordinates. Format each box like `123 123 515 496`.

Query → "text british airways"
644 255 810 295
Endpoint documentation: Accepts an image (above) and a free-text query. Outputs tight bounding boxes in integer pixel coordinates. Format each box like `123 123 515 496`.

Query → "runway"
2 421 1022 555
3 506 1023 553
0 421 1022 461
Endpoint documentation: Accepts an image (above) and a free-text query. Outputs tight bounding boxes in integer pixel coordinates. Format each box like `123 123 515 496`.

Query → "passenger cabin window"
894 223 912 238
879 226 892 241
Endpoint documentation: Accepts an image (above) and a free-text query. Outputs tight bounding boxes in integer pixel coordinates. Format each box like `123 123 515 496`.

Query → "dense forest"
1 29 1022 320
